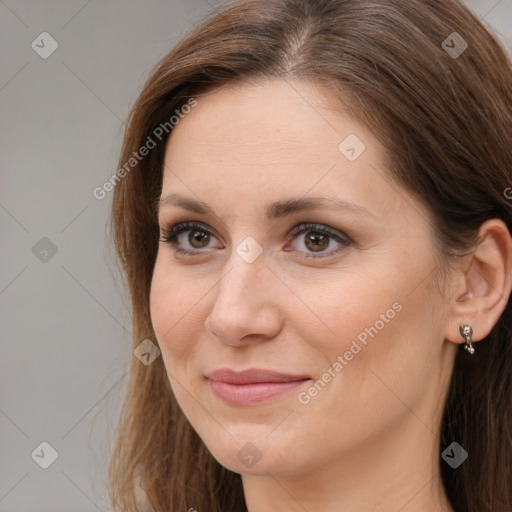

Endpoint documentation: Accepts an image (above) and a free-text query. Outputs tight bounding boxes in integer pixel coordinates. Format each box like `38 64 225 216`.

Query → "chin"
203 432 307 476
212 449 290 476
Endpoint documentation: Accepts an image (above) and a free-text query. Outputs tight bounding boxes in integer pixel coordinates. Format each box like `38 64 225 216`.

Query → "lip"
206 368 311 405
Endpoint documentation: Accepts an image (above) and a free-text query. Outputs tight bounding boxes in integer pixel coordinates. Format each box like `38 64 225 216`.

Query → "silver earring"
459 323 475 355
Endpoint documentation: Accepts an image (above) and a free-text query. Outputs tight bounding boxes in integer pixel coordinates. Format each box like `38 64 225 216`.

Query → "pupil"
190 230 209 248
306 232 328 252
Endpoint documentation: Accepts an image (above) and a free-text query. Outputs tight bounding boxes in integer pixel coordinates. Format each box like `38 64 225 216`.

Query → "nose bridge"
213 248 266 312
205 246 281 342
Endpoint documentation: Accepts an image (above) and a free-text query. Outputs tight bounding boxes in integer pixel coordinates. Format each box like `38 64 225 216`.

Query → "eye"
284 222 352 259
159 221 353 259
159 221 220 255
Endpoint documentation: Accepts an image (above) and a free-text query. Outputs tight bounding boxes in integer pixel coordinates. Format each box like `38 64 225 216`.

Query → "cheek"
149 263 199 362
149 271 207 419
320 274 442 421
312 272 400 350
306 262 427 382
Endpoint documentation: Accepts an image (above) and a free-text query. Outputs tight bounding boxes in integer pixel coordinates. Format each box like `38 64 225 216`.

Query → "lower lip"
208 379 309 405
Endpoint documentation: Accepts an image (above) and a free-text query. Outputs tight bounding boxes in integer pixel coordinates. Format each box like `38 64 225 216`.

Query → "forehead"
160 79 403 222
166 79 365 163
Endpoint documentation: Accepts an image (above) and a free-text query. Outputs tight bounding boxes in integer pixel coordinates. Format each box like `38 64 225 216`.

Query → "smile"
206 368 311 405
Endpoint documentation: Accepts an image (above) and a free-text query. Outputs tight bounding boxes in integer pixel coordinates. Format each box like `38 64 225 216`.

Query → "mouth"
206 368 311 405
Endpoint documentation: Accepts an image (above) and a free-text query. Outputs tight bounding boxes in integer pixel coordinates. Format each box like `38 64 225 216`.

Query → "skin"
149 79 512 512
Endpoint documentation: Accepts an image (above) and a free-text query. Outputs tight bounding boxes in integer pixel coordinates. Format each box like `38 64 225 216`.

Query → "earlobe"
445 219 512 349
459 323 475 354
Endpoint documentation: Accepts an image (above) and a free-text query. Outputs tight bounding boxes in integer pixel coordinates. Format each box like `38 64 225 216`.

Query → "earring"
459 323 475 355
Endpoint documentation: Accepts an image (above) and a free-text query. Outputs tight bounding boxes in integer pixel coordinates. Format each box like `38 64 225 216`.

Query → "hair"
107 1 512 511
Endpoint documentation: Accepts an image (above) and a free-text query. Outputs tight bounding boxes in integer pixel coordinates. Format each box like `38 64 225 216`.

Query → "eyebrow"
157 193 377 220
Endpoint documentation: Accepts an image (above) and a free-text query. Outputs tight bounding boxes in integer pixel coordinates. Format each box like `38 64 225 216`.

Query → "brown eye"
286 222 352 259
188 229 210 248
159 221 352 260
159 221 220 255
304 232 330 252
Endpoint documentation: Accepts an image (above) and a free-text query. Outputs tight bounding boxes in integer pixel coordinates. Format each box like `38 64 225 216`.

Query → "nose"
204 252 284 347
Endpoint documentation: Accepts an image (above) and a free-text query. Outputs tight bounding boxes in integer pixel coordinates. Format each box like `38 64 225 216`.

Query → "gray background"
1 1 511 510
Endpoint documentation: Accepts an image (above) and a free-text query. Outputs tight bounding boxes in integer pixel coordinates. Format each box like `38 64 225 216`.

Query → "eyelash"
158 221 353 260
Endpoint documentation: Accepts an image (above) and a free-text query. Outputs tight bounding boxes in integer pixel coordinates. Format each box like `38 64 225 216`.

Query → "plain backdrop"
1 0 511 510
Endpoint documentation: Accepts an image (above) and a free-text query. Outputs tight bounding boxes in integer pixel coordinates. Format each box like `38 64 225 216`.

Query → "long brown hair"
107 1 512 510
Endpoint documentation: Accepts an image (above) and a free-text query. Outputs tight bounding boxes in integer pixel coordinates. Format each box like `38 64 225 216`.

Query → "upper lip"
206 368 310 384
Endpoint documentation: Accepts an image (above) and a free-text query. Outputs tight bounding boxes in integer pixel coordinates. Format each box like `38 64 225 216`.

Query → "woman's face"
150 79 455 477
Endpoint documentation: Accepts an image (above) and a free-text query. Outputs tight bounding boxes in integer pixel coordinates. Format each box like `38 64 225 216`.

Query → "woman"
107 1 512 511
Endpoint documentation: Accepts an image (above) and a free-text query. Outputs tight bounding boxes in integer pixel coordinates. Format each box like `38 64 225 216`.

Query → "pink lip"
206 368 311 405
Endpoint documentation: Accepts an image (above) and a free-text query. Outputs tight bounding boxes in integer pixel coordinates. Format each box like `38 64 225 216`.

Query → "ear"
445 219 512 348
